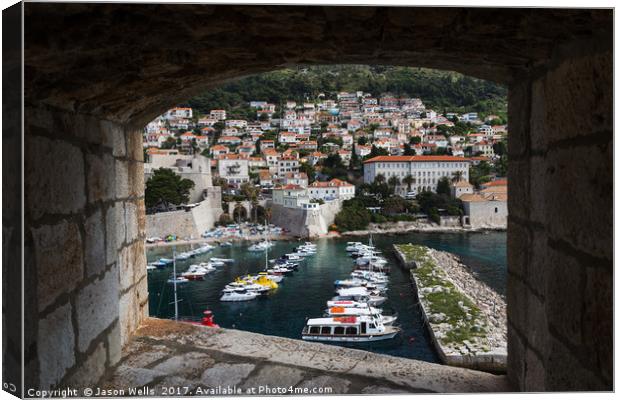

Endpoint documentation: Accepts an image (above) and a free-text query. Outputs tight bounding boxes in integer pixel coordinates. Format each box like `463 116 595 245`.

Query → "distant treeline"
185 65 507 119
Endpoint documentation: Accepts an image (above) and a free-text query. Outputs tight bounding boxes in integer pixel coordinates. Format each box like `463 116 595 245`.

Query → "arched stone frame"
17 3 612 393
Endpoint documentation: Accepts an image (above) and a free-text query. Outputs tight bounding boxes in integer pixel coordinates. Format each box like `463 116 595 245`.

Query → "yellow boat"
253 275 278 290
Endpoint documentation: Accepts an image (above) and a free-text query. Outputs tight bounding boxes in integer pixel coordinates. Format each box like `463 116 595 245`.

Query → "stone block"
25 135 86 220
241 364 305 390
532 52 612 148
527 155 547 225
76 264 119 352
545 249 583 348
525 294 549 357
32 221 84 311
506 276 528 336
200 363 255 388
86 152 115 204
108 366 165 388
128 161 145 198
38 302 75 390
106 202 125 264
506 327 525 391
506 220 529 279
84 209 106 278
544 145 612 260
297 375 351 394
119 241 144 292
582 266 612 384
526 230 550 297
507 80 531 159
523 349 546 391
119 289 139 346
506 159 529 221
153 352 215 378
115 160 130 199
545 337 607 390
103 120 126 157
126 130 144 162
65 341 107 388
125 201 139 243
107 322 122 366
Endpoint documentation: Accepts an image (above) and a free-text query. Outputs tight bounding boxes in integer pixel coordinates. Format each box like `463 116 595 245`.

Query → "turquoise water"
147 231 506 363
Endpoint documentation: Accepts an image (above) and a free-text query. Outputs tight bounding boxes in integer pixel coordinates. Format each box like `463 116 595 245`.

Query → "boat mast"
172 246 179 321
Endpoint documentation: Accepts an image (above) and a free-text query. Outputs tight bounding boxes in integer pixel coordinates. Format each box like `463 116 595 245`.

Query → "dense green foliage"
145 168 195 208
185 65 507 119
334 198 372 231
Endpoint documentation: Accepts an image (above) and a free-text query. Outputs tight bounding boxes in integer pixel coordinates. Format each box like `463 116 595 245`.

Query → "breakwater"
394 244 507 373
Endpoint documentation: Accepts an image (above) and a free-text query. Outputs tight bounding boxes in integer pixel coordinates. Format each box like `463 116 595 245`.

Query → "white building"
217 155 249 186
209 109 227 120
307 179 355 201
163 107 193 120
363 155 470 195
277 156 300 175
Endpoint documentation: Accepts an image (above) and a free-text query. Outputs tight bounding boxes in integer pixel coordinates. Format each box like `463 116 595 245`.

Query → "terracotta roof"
309 178 353 188
364 155 469 163
483 179 508 187
460 193 488 202
453 180 473 188
274 184 305 190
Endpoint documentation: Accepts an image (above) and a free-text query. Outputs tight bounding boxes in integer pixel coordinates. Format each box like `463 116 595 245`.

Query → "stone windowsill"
99 317 510 395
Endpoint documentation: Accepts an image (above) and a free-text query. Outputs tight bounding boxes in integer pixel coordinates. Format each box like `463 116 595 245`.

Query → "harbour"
147 231 506 363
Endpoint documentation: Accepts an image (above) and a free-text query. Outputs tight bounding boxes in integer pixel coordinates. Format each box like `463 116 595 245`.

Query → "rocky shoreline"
339 221 505 237
395 244 507 373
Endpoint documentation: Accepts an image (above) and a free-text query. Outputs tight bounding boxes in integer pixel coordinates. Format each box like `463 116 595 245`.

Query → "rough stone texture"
297 375 351 394
21 4 612 393
100 318 509 394
37 302 75 390
32 221 83 311
75 265 119 352
241 364 306 390
201 363 255 388
84 209 106 278
25 135 86 220
507 49 612 391
64 342 107 388
86 152 115 204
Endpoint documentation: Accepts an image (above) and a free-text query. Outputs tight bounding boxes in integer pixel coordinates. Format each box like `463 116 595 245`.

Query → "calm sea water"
146 231 506 363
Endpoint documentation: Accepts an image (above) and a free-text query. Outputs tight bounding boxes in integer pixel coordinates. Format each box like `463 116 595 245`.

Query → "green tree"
436 177 451 196
145 168 196 209
402 174 415 191
334 199 372 231
387 176 401 194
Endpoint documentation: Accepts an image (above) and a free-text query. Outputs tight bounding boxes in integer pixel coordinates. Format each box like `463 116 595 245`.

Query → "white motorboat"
254 271 284 283
167 276 189 284
326 300 380 311
332 293 387 307
301 315 400 342
211 257 234 264
220 241 233 247
324 305 397 326
345 242 365 252
146 264 156 271
225 280 270 294
220 288 259 302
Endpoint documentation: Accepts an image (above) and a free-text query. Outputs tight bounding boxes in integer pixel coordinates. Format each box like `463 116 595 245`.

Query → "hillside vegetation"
186 65 507 119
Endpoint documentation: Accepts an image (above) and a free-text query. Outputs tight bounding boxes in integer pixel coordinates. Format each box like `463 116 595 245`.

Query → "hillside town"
143 91 508 239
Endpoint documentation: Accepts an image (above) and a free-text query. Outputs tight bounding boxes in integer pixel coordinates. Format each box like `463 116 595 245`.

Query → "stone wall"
145 199 223 239
506 47 612 390
24 106 148 391
270 200 341 238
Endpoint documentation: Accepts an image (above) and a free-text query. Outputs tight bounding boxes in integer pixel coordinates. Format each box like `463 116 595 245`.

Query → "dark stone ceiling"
23 4 612 126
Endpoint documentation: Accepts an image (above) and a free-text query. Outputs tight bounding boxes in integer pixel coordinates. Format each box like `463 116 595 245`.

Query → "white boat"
220 288 259 302
175 253 191 261
326 300 380 310
248 240 274 252
211 257 234 264
301 315 400 342
225 280 270 294
356 255 388 266
332 291 386 307
146 264 156 271
345 242 364 252
284 253 303 261
254 271 284 283
167 276 189 284
324 306 397 326
220 241 233 247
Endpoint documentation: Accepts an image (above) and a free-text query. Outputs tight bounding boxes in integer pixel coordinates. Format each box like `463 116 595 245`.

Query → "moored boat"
301 315 400 342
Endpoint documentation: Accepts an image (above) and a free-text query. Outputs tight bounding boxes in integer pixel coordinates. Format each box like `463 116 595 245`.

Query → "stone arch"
232 204 248 222
18 3 612 393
